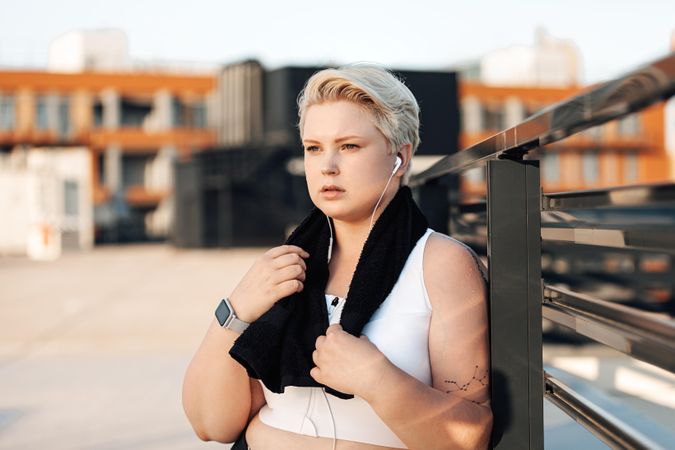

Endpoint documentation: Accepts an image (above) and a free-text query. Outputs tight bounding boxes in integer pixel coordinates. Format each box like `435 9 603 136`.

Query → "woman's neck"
331 218 370 262
330 187 399 261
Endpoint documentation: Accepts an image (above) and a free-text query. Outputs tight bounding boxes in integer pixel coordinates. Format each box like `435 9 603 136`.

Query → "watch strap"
225 315 249 334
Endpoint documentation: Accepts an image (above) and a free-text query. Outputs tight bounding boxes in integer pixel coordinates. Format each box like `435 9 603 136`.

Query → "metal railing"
409 52 675 449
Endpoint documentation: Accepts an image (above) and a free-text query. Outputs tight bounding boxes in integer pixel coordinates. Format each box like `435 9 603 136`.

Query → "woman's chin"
309 194 373 222
318 206 370 224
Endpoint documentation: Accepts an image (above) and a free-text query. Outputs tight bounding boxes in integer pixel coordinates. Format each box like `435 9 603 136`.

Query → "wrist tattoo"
443 365 488 396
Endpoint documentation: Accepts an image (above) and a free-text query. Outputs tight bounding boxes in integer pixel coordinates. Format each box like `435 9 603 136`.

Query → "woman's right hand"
228 245 310 323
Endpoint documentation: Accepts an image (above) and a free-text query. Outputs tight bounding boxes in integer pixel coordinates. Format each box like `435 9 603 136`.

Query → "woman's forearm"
182 318 252 443
364 361 492 450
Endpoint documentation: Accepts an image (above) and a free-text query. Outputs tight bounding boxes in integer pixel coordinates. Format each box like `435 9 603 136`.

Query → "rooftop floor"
0 245 672 449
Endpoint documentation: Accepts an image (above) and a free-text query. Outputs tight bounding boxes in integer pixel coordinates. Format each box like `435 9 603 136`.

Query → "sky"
0 0 673 84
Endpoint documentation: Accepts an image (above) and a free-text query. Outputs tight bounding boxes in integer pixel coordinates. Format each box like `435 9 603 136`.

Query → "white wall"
0 170 33 254
48 29 130 72
480 29 581 87
0 148 94 259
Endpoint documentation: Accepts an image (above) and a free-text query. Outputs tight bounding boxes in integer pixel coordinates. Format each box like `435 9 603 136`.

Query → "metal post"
487 159 543 450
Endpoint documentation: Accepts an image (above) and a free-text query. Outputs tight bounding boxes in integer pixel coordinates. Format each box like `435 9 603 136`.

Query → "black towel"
229 186 429 399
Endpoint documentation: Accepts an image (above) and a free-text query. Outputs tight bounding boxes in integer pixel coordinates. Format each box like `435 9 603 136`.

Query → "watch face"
215 299 232 326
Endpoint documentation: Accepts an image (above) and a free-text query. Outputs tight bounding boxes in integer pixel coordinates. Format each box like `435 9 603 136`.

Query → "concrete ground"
0 244 262 450
0 244 673 449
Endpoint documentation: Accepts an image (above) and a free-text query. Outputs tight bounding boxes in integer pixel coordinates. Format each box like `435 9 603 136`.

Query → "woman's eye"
342 143 359 150
304 145 319 152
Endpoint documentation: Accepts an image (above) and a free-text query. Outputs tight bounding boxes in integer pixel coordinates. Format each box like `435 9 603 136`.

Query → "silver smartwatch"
215 298 250 334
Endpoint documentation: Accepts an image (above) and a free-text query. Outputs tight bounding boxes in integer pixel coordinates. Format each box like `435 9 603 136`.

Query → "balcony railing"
409 52 675 450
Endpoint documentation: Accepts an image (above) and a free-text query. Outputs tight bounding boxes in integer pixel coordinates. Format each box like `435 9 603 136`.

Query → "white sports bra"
257 228 436 448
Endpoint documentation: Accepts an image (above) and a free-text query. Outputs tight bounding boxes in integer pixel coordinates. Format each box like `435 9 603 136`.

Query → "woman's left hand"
310 324 391 398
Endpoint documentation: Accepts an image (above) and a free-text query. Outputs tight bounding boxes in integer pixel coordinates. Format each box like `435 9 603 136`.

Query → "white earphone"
392 156 402 175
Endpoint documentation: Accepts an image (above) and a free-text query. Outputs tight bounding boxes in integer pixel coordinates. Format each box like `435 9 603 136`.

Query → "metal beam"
544 373 665 450
542 285 675 373
487 159 543 450
542 182 675 211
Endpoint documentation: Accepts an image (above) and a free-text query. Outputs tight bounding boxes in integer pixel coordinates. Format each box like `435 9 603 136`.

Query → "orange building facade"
458 81 670 195
0 70 216 241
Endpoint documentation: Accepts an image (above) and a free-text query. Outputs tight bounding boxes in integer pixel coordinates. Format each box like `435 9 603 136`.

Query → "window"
461 97 483 133
97 153 106 186
624 151 638 182
120 96 152 127
191 102 206 128
618 114 641 137
583 125 603 141
582 151 599 185
0 94 16 130
172 98 207 128
57 96 71 138
122 154 150 188
35 96 49 130
171 98 182 128
541 152 560 183
481 104 505 132
93 101 104 127
64 180 79 216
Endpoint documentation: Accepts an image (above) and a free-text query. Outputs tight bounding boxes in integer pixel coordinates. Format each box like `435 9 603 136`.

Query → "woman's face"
302 100 400 223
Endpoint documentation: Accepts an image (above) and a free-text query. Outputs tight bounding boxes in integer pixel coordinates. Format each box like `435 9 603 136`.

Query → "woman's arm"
182 320 259 443
182 245 309 443
369 233 492 449
311 233 491 450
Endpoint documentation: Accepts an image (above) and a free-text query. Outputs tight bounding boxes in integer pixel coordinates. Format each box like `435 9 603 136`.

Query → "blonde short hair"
297 64 421 184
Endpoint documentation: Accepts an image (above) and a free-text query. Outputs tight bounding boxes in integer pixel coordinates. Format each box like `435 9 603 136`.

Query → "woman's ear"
397 144 413 175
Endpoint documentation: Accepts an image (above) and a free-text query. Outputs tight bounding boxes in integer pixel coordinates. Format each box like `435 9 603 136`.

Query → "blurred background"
0 1 674 449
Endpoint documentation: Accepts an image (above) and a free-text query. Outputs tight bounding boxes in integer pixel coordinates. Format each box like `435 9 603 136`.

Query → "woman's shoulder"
423 231 483 269
422 231 488 310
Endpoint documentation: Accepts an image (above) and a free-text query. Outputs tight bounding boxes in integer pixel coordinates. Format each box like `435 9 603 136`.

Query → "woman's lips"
320 185 345 199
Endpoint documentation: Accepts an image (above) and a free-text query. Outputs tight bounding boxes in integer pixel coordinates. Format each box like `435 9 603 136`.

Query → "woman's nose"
321 159 339 176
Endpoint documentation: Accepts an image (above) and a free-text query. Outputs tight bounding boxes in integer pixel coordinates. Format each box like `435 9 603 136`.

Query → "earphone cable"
321 387 337 450
369 169 397 231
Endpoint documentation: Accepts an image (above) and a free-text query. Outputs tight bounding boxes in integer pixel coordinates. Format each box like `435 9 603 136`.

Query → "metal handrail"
542 182 675 210
408 52 675 450
544 373 666 450
540 224 675 254
543 285 675 373
409 53 674 187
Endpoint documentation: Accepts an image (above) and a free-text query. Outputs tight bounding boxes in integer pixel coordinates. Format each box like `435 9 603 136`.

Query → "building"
0 27 671 252
0 147 93 259
0 69 216 247
455 29 671 196
458 81 670 196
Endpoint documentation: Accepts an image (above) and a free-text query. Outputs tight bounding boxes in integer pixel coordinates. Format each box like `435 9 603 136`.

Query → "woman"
182 65 492 450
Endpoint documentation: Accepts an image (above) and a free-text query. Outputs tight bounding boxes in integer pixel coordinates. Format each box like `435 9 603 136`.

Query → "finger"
310 366 322 382
359 335 370 341
326 324 343 335
276 279 303 298
272 264 306 285
272 252 307 271
312 350 319 364
315 335 326 349
266 245 310 259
